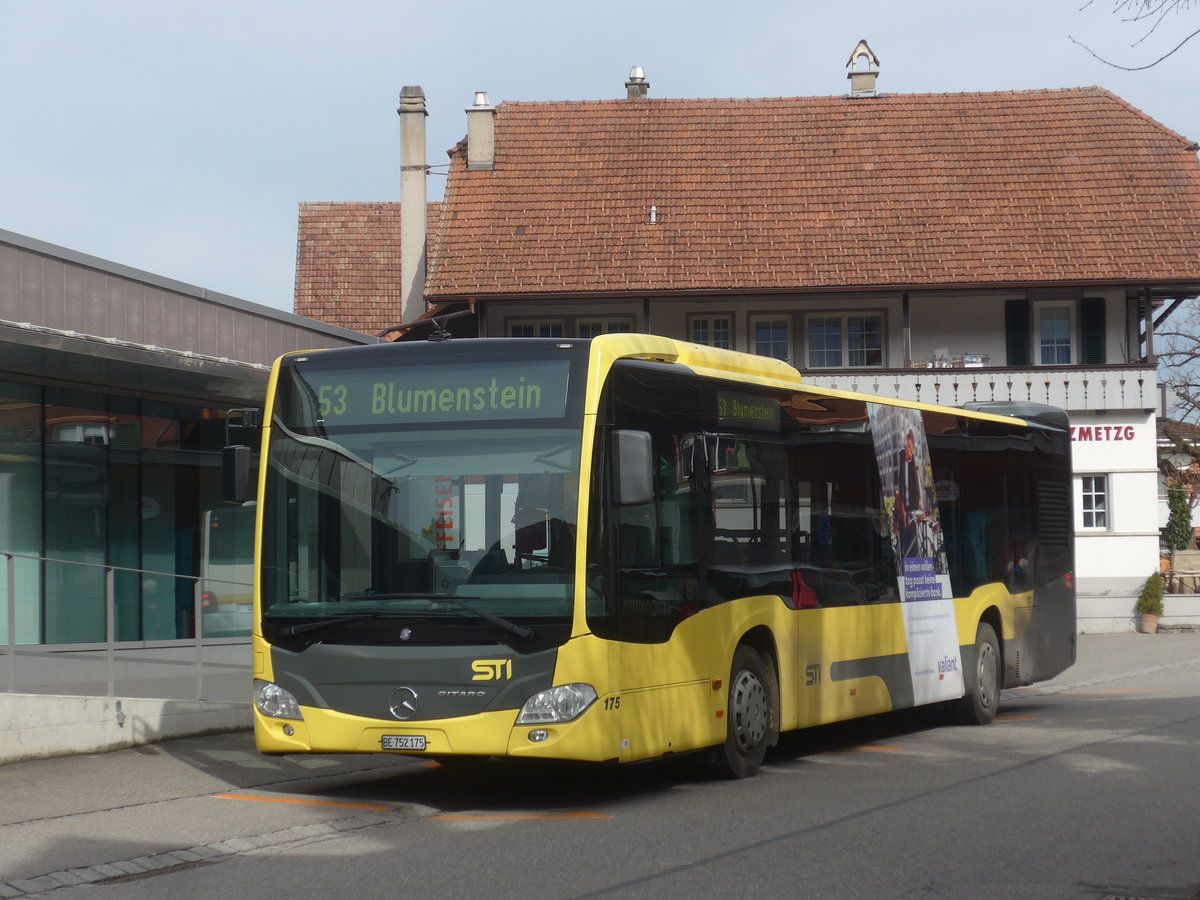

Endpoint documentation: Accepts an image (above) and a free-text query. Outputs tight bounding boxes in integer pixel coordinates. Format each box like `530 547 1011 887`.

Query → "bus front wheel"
714 645 772 778
952 622 1000 725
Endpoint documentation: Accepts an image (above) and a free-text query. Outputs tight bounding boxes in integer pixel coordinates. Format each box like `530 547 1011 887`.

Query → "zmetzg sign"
289 359 571 427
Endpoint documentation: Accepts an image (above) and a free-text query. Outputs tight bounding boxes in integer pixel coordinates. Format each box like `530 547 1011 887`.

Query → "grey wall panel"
0 245 19 320
63 264 85 331
84 269 106 336
43 257 65 329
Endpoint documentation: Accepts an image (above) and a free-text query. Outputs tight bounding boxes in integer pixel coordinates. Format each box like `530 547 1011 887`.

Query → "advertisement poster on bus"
867 403 964 704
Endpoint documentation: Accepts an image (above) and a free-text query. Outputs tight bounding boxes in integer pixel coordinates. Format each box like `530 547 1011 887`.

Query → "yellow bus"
238 335 1074 777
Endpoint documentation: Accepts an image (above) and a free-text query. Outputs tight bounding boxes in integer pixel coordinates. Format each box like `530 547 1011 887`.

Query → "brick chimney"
466 91 496 171
625 66 649 99
846 40 880 97
397 85 427 324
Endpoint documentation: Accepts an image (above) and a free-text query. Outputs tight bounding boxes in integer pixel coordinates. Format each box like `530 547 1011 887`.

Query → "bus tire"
714 645 771 779
952 622 1000 725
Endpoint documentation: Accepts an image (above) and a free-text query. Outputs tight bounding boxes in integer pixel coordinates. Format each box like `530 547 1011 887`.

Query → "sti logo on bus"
472 659 513 681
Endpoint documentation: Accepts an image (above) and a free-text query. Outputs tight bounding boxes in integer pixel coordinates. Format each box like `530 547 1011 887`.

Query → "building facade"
295 63 1200 630
0 228 375 698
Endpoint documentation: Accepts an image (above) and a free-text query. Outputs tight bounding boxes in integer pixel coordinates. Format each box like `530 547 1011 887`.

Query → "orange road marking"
213 792 390 811
431 811 611 820
815 745 901 756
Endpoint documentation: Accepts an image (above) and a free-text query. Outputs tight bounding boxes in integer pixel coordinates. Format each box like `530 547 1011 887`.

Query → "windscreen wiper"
275 610 409 637
339 592 535 640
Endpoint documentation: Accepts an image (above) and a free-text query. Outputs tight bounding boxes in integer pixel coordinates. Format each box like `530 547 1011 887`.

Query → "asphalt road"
2 633 1198 900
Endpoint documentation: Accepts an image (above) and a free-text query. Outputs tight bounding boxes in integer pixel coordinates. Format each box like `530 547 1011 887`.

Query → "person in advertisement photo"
867 403 963 705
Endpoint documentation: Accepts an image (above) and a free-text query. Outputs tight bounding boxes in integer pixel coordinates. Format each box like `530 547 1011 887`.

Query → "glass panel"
105 395 141 641
807 316 843 367
0 381 44 644
847 315 883 366
260 351 589 646
711 318 731 349
1081 474 1107 529
754 319 790 361
1039 306 1071 365
43 389 107 643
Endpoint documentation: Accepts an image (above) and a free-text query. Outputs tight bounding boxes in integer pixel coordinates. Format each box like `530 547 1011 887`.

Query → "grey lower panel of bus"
829 654 915 709
271 644 557 722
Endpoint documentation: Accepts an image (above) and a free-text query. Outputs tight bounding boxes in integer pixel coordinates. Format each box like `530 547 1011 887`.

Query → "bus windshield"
259 348 585 645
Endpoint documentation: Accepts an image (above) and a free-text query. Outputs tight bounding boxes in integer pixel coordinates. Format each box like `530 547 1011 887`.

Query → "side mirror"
224 408 262 446
613 430 654 506
223 444 253 504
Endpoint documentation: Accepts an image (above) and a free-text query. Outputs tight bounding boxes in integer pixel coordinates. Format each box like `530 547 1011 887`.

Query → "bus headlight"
254 679 302 720
516 683 597 724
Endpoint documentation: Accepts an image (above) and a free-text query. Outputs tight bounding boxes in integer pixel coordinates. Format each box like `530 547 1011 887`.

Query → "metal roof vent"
846 40 880 97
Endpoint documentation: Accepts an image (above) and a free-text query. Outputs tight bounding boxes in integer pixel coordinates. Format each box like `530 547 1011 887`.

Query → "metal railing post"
5 553 15 693
105 566 116 697
194 577 203 700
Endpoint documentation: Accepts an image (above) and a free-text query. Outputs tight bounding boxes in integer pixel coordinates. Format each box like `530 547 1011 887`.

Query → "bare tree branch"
1075 0 1198 67
1070 26 1200 68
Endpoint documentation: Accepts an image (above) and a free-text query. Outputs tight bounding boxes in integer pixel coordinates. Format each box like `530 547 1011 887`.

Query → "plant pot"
1137 613 1160 634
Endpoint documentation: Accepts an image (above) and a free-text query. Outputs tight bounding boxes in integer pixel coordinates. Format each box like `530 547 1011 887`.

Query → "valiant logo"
937 656 959 674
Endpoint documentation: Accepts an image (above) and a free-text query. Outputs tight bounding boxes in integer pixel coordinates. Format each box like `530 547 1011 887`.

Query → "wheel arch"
976 605 1005 676
737 624 780 746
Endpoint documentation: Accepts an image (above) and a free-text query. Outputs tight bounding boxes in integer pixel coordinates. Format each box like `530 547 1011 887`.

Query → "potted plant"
1136 571 1165 634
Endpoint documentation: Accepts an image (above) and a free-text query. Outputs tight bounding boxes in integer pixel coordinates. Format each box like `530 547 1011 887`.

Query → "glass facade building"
0 381 241 645
0 228 373 699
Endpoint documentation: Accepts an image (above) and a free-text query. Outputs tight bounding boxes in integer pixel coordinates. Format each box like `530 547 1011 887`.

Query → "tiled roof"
294 202 441 335
424 87 1200 299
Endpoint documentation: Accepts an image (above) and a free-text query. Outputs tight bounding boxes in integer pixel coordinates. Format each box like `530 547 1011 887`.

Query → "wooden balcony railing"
799 364 1161 412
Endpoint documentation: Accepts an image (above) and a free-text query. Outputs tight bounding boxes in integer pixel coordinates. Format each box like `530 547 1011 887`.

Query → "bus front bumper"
253 698 619 763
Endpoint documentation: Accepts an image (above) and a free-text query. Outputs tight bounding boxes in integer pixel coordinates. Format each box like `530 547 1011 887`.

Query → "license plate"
381 735 426 751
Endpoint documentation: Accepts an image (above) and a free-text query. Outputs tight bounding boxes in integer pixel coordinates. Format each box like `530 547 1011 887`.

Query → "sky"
1 0 1196 313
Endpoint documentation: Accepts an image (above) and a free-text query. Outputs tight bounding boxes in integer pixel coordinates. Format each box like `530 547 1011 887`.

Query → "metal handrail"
2 550 250 697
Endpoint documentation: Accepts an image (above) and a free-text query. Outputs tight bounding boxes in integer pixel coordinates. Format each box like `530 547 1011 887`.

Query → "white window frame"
687 314 734 349
507 319 565 338
576 318 634 339
749 315 793 363
1076 473 1110 531
1035 301 1074 366
802 311 885 369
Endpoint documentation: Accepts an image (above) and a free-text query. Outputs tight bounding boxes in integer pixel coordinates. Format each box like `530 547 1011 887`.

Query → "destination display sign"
717 390 781 431
286 359 572 427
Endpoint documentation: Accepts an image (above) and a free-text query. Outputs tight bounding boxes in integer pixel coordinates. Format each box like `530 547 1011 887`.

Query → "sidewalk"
0 693 249 766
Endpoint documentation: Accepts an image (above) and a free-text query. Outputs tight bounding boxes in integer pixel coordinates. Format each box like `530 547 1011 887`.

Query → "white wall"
1071 410 1160 598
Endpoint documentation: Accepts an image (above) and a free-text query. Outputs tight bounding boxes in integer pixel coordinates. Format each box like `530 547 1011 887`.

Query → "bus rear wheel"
952 622 1000 725
714 645 771 779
